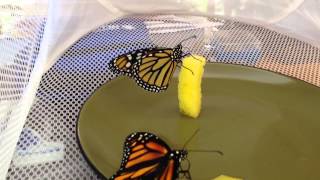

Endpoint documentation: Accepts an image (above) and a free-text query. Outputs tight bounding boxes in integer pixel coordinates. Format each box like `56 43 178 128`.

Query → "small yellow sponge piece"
178 55 206 118
212 175 243 180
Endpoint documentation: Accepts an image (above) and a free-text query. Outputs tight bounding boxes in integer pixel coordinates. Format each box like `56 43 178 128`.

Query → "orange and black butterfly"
108 36 197 93
110 132 190 180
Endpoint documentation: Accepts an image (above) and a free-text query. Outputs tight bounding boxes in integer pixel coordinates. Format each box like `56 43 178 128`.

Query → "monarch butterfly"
110 131 223 180
109 132 189 180
108 36 197 93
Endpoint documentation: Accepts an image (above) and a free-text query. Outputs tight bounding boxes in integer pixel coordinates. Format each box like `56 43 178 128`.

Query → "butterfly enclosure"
1 0 320 180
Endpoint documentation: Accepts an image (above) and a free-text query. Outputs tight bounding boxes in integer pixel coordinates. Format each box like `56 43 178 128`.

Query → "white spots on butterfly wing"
136 52 143 60
125 62 131 68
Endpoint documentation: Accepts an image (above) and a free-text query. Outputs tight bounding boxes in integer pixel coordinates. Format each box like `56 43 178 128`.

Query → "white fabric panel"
43 0 123 72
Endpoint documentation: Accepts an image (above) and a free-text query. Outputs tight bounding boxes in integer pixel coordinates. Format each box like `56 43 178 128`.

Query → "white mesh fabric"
6 15 320 179
0 2 47 179
44 0 320 74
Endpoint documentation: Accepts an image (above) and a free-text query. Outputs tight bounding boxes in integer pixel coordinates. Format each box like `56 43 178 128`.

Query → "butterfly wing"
133 49 177 93
111 132 173 180
109 53 133 76
159 159 178 180
108 48 156 77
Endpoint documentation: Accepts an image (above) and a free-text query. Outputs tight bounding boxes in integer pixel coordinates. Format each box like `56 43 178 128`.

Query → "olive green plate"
77 63 320 180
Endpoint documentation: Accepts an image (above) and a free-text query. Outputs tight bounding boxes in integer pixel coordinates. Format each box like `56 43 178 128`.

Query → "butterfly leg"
177 64 194 75
178 159 192 180
178 170 192 180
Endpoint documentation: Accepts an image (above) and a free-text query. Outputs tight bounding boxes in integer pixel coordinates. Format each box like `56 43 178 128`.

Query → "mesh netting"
0 3 46 179
6 15 320 179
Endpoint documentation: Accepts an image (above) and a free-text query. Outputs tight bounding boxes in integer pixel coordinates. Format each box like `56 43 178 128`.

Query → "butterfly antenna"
182 129 200 149
179 35 197 45
177 64 194 75
188 149 224 156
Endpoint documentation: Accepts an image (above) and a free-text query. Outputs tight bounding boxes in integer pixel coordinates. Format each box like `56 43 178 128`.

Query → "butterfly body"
108 44 185 93
110 132 189 180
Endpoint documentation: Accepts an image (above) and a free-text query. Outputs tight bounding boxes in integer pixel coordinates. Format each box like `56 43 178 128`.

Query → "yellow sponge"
178 55 206 118
213 175 243 180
